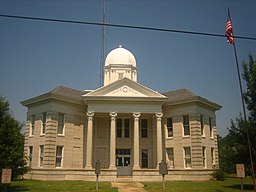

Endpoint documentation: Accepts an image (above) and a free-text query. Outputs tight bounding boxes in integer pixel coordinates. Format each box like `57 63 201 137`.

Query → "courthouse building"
21 46 221 181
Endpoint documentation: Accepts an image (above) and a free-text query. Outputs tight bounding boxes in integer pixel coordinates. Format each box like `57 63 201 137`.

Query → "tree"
0 96 28 179
218 53 256 176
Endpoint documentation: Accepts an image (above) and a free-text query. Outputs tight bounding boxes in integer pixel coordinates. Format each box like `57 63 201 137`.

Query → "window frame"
166 147 174 168
182 115 190 137
183 147 191 168
141 119 148 138
116 118 130 138
41 112 47 135
211 147 215 167
28 146 33 166
57 113 65 135
39 145 44 167
55 146 64 168
200 115 205 137
202 146 206 168
167 118 173 138
30 115 35 136
141 149 148 168
209 117 213 138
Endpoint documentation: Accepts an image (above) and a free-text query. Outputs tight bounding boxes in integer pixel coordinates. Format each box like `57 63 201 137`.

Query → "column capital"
133 112 141 121
87 111 94 121
110 112 117 121
156 113 163 121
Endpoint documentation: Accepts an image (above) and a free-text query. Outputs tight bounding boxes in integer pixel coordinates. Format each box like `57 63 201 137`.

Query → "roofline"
163 96 222 111
21 92 83 107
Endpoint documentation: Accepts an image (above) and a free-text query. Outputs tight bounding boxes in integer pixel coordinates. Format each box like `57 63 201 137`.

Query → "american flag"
225 18 234 45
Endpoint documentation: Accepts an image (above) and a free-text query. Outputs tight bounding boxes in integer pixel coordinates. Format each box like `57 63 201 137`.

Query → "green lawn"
1 180 118 192
1 177 254 192
143 177 254 192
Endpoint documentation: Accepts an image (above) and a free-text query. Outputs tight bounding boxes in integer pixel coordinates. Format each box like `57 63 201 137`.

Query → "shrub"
213 169 226 181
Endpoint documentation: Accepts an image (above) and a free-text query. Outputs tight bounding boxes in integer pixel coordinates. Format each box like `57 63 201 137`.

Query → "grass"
143 177 255 192
1 180 118 192
1 177 254 192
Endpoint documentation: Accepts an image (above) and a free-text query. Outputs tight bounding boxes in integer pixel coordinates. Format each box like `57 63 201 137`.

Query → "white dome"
105 46 136 67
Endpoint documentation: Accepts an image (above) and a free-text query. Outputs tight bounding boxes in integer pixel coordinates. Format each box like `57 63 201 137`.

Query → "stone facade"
21 46 221 181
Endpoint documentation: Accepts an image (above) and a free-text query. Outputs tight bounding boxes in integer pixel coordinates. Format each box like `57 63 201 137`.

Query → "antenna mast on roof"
100 0 106 86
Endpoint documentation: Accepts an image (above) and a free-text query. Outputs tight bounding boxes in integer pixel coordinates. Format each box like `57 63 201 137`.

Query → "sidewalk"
111 181 147 192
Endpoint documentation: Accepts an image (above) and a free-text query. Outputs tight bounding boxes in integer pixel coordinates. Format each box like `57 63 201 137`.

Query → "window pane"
124 119 130 138
141 119 148 138
141 149 148 168
184 147 191 168
31 115 35 135
55 146 63 167
42 112 46 134
167 148 174 168
57 113 64 134
167 118 173 137
183 115 190 136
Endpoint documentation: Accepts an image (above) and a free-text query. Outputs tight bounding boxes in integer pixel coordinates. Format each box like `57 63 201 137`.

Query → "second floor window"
200 115 205 136
209 117 213 138
41 112 46 134
30 115 35 136
183 115 190 136
116 118 130 138
167 118 173 137
141 119 148 138
57 113 65 135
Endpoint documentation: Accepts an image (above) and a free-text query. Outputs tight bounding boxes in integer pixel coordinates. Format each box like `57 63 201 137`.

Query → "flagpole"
228 8 256 191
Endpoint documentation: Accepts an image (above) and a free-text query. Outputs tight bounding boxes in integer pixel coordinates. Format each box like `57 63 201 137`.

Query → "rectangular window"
183 115 190 136
28 146 33 166
116 119 122 138
141 119 148 138
209 117 213 138
55 146 63 168
41 112 46 135
30 115 35 136
211 148 215 167
166 148 174 168
141 149 148 168
116 118 130 138
57 113 65 135
200 115 205 136
202 147 206 168
184 147 191 168
124 119 130 138
167 118 173 137
39 145 44 167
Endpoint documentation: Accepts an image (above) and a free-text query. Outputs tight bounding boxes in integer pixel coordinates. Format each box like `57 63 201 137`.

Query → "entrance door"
116 155 132 176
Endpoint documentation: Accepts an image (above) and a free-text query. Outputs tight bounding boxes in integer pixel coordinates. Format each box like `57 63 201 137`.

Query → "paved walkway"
111 182 147 192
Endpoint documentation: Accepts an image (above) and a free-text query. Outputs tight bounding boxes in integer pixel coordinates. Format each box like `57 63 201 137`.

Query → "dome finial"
119 45 122 48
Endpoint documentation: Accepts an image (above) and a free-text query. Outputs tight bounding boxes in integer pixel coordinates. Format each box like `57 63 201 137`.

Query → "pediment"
83 78 166 99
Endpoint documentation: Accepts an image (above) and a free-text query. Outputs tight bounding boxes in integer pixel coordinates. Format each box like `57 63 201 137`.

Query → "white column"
85 112 94 169
156 113 163 167
133 112 141 169
109 112 117 169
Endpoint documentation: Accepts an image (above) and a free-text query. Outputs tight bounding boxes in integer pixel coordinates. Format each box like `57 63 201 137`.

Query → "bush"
213 169 226 181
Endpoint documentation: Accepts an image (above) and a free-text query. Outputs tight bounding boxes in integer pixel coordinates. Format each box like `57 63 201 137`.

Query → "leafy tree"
0 96 28 179
218 53 256 176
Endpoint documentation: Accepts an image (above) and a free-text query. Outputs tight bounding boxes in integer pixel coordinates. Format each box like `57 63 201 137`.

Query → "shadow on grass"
225 184 254 191
1 185 29 192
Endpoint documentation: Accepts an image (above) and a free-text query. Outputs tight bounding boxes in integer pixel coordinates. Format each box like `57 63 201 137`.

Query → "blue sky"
0 0 255 136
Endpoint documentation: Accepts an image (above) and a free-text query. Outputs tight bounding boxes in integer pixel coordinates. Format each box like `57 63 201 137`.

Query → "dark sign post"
1 169 12 192
159 160 168 190
236 164 245 191
95 160 101 190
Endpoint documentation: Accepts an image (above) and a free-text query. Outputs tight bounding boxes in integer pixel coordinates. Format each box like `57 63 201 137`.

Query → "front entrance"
116 149 132 176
